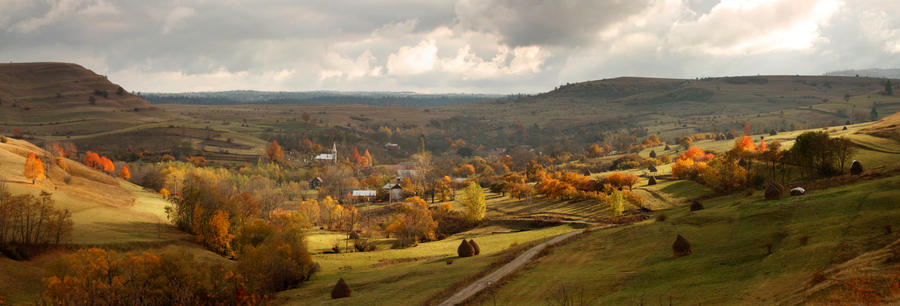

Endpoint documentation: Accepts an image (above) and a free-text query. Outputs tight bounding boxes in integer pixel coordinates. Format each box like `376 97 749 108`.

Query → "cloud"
162 6 195 34
1 0 899 94
668 0 842 55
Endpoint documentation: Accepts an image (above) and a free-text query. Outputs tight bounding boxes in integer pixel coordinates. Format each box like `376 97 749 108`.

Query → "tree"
832 137 856 173
587 144 603 156
871 105 879 121
609 190 624 216
119 165 131 179
266 140 284 164
459 182 486 223
203 210 234 255
455 164 475 177
24 152 45 184
743 122 752 136
886 80 894 96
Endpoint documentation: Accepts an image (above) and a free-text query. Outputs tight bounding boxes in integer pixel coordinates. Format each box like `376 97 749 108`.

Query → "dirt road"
437 228 589 306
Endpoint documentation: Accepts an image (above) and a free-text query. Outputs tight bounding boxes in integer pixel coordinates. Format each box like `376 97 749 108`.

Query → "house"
309 177 323 189
397 169 422 179
351 190 377 197
384 143 400 150
314 143 338 163
382 182 404 202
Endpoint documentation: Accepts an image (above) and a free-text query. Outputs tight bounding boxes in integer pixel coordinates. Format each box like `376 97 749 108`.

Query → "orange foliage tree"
265 140 284 164
24 152 45 184
83 151 101 168
119 165 131 179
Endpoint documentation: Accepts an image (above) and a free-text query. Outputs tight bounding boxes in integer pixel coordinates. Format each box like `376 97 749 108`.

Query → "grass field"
280 222 584 305
480 174 900 305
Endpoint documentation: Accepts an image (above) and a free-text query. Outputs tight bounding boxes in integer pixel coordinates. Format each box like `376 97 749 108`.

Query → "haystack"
765 181 785 200
468 239 481 256
649 150 657 158
648 176 657 185
673 235 693 257
850 160 863 175
648 165 658 173
790 187 806 196
331 278 352 299
690 200 704 211
457 239 475 257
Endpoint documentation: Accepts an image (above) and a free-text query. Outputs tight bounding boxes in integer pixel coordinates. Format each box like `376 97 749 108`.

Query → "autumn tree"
455 164 475 177
743 122 752 136
384 197 437 247
266 140 284 164
119 165 131 179
587 144 603 156
24 152 45 184
609 190 624 216
83 151 101 168
459 182 486 223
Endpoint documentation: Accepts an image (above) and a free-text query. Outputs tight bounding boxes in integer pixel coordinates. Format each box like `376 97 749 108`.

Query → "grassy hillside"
479 174 900 305
0 137 218 304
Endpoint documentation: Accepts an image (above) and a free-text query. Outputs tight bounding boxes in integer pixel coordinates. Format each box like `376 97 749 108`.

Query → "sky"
1 0 899 94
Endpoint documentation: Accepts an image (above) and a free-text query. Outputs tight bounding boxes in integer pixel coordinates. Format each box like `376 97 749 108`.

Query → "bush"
690 200 704 211
655 214 668 222
457 239 475 257
468 239 481 256
672 234 693 257
353 238 376 252
331 278 352 299
0 136 6 143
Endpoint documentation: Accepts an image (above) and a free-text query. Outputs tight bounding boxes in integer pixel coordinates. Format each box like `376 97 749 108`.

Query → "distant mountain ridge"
143 90 505 107
826 68 900 79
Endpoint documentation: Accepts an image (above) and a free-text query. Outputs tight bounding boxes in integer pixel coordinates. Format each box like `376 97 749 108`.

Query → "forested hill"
143 91 505 107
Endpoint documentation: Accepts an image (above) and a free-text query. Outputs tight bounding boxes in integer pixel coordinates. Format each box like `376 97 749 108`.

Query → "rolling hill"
0 62 169 138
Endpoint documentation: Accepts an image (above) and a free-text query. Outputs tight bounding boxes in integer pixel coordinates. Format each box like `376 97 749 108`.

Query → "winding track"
438 225 614 306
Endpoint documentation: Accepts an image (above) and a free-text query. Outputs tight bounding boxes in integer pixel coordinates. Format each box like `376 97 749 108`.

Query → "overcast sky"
2 0 899 94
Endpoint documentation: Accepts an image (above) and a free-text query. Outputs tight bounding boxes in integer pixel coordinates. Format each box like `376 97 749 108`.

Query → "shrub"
655 214 668 222
63 175 72 184
672 235 693 257
468 239 481 256
353 238 376 252
690 200 704 211
457 239 475 257
765 181 785 200
850 160 863 175
0 136 6 143
331 278 351 299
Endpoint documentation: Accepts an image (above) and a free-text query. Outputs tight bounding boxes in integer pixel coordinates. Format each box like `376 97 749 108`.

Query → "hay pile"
690 200 704 211
458 239 475 257
468 239 481 255
673 235 693 257
331 278 352 299
765 181 785 200
850 160 863 175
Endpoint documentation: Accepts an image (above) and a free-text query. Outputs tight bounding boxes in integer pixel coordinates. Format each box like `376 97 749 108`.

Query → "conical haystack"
765 181 784 200
468 239 481 256
690 200 704 211
850 160 863 175
458 239 475 257
331 278 352 299
673 235 693 257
